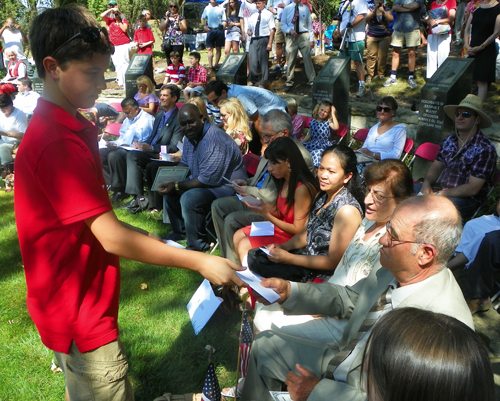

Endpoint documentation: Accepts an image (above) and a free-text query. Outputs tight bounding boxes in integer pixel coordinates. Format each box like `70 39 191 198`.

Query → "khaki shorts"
275 20 285 44
391 28 421 48
54 339 134 401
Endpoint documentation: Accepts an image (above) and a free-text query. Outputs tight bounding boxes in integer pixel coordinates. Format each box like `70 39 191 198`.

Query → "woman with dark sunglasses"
159 2 188 63
357 96 407 165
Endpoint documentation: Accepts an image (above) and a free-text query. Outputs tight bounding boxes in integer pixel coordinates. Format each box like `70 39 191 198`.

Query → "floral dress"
164 14 186 45
227 129 248 155
303 119 335 168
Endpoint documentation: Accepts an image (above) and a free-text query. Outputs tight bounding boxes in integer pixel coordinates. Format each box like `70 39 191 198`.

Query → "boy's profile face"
56 53 109 110
189 56 199 66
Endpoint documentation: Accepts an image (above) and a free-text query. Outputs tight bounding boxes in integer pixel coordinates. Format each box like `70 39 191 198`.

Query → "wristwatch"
175 182 180 191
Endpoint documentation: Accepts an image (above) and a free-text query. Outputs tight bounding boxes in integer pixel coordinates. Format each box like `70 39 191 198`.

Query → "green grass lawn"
0 191 242 401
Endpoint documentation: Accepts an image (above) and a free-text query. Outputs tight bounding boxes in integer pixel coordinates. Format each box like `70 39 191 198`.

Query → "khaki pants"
285 32 316 87
54 339 134 401
366 35 391 79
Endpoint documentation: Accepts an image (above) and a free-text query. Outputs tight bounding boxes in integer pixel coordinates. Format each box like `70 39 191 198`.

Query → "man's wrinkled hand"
286 365 320 401
260 277 290 303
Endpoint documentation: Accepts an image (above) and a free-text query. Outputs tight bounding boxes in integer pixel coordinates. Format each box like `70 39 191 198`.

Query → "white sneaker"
408 78 418 89
356 85 365 98
383 77 397 87
282 65 288 74
155 67 166 74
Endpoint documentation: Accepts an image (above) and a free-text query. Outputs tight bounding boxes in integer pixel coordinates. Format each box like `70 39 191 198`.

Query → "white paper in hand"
270 392 292 401
250 221 274 236
235 261 280 304
237 194 262 207
187 279 223 335
165 240 186 249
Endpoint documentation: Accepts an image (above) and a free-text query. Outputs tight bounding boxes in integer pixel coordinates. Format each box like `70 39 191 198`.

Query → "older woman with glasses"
357 96 407 164
159 2 187 63
253 159 414 341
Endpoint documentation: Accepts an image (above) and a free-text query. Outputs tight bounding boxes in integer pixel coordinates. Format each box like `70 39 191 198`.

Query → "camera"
9 24 15 28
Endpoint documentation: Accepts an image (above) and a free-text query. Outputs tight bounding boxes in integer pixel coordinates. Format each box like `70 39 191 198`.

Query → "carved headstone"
413 57 474 180
125 53 154 98
216 53 247 85
311 56 350 125
31 67 44 95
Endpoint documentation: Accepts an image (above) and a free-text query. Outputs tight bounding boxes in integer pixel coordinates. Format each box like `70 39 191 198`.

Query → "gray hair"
4 46 20 57
261 109 293 137
411 212 462 267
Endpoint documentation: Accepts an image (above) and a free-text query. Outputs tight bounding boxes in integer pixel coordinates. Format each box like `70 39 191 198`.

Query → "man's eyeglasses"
376 106 392 113
455 110 475 119
385 222 420 247
123 108 137 116
220 113 227 118
366 187 393 205
208 96 220 105
262 130 283 141
51 27 105 58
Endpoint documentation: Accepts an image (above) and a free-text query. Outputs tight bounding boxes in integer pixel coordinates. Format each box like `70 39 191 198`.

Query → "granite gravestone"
216 53 247 85
125 53 154 98
413 57 474 180
31 67 43 95
312 55 350 125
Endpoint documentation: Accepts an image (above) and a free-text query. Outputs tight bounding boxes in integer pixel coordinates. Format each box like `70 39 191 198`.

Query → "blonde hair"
218 98 252 142
186 96 209 120
136 75 155 94
312 101 332 120
286 98 298 116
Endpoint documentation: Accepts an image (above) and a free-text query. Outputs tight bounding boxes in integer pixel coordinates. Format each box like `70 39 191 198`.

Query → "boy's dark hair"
160 84 181 103
189 51 201 61
18 78 33 89
205 80 229 97
170 51 180 59
137 14 146 21
0 93 13 108
30 5 114 79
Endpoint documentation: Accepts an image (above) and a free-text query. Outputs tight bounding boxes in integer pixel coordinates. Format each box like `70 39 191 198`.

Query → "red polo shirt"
104 16 131 46
14 99 120 354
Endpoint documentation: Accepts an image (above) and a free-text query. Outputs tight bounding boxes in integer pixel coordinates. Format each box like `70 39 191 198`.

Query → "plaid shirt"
187 64 207 87
437 130 498 203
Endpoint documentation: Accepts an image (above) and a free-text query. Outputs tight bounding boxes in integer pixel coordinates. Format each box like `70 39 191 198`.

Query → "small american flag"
240 311 253 378
202 362 221 401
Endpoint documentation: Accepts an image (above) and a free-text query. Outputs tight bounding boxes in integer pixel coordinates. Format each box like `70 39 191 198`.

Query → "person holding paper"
233 137 319 262
245 145 365 282
159 103 247 252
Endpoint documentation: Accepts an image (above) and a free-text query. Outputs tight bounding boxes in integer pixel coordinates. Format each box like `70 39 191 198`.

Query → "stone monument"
216 53 247 85
311 55 350 125
125 53 154 98
413 57 474 180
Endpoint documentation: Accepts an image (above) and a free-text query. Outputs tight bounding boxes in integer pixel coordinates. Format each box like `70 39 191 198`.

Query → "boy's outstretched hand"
197 254 247 287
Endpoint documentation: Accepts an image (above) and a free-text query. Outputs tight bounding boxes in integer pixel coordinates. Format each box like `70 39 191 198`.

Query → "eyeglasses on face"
220 113 227 118
366 187 393 205
208 96 220 105
376 106 392 113
169 5 178 8
455 110 475 118
123 107 137 116
51 27 106 58
385 221 420 247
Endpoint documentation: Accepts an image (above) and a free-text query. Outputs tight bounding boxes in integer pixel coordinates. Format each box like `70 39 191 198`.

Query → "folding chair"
470 167 500 220
243 152 261 177
205 211 219 254
348 128 369 148
176 102 185 110
299 115 314 129
401 138 414 163
332 122 349 144
103 122 122 137
407 142 440 168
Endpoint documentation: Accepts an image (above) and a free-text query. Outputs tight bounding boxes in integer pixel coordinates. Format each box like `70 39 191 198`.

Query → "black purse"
161 39 172 53
247 247 322 282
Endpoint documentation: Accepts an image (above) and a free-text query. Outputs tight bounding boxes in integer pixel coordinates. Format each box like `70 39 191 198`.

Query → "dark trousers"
165 188 217 251
100 147 127 192
249 37 270 84
462 229 500 299
125 150 157 196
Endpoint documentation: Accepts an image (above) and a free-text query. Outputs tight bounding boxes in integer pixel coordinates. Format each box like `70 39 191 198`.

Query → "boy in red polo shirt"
133 14 155 54
14 6 243 400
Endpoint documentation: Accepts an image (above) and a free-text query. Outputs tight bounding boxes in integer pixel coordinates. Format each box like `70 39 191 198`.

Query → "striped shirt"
165 63 186 83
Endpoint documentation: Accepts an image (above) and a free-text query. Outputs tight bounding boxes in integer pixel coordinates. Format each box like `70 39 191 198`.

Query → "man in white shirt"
280 0 316 92
238 0 258 74
336 0 368 97
0 93 28 166
247 0 275 84
99 97 154 201
0 17 28 65
13 78 40 118
240 195 472 401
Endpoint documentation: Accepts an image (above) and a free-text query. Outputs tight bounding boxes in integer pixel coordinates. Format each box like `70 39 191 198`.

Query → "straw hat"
443 94 492 128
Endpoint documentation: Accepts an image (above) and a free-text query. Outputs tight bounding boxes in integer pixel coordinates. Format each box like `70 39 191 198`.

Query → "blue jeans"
165 188 217 251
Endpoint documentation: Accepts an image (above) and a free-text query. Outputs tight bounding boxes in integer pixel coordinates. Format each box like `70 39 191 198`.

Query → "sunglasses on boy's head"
376 106 392 113
51 27 106 58
455 110 476 119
